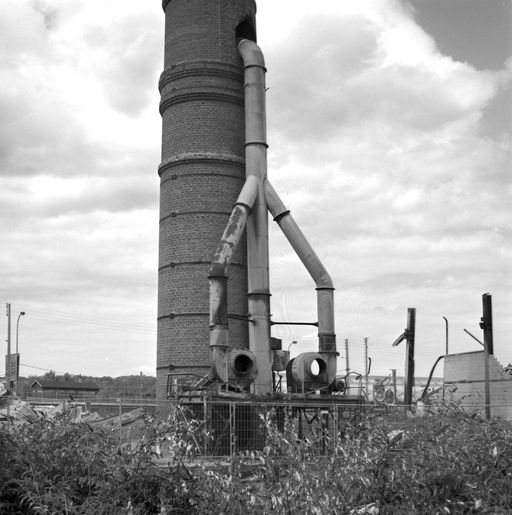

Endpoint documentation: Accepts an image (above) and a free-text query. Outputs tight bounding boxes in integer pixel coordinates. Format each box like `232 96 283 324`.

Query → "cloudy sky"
1 0 510 380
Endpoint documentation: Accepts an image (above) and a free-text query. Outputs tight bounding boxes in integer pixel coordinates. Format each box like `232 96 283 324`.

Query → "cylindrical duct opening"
229 349 257 386
290 352 329 388
233 353 253 375
236 18 257 43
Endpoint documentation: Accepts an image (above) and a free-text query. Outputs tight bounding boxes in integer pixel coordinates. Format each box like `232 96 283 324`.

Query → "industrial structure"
156 0 337 400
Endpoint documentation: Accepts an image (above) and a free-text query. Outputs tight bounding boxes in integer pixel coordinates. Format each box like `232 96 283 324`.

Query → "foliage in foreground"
193 407 512 514
0 412 198 514
1 406 512 514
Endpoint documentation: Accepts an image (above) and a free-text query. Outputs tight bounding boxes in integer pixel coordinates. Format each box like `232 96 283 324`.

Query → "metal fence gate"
174 400 366 457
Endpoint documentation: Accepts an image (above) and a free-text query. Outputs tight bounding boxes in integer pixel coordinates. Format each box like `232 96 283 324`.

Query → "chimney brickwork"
157 0 257 399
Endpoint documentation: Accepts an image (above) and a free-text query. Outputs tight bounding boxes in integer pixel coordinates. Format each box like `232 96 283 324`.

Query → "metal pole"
302 360 305 397
464 328 484 347
391 369 397 405
240 41 272 395
15 311 25 397
118 398 122 440
230 402 235 459
480 293 493 419
443 316 448 355
364 338 369 395
442 316 448 403
480 293 494 355
344 338 350 392
483 347 491 420
6 304 11 388
139 371 143 402
404 308 416 410
5 303 11 430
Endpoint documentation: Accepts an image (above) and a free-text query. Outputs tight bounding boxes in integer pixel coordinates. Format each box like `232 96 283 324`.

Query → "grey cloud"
0 169 158 222
0 74 101 178
41 177 158 217
32 0 59 31
0 1 51 66
0 4 162 183
480 80 512 138
266 14 499 155
266 15 379 141
85 14 163 116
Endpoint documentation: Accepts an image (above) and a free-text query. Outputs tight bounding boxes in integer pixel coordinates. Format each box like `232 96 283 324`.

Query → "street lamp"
287 340 297 352
442 316 448 404
15 311 26 396
442 316 449 356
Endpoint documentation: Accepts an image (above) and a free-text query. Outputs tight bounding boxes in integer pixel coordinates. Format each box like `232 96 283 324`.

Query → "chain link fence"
173 400 369 457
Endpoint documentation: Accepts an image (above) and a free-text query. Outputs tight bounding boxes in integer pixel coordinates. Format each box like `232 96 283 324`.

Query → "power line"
10 305 156 335
20 363 79 375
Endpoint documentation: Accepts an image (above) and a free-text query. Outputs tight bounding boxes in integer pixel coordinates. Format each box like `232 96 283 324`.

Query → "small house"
28 379 100 399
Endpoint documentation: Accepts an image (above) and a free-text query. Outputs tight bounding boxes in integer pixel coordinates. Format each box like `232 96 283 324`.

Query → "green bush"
189 407 512 514
2 406 512 514
0 414 196 514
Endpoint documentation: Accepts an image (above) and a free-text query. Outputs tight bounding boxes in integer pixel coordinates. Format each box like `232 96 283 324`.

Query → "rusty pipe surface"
209 175 259 384
209 175 259 280
265 179 337 386
238 39 273 394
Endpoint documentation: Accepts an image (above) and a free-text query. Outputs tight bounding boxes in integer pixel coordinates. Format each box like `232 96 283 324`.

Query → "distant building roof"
30 379 100 392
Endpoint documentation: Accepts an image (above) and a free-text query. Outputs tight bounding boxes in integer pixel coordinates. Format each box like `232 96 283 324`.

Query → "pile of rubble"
0 397 145 433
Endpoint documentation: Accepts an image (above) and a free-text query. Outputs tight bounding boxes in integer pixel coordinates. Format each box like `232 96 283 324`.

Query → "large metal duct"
157 0 257 399
265 181 337 391
207 39 273 393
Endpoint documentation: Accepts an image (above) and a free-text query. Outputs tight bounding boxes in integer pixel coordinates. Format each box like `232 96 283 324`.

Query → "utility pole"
404 309 416 409
5 303 11 429
364 338 369 395
443 316 448 403
15 311 25 397
480 293 493 420
392 308 416 410
344 338 350 392
139 371 143 402
391 369 397 404
480 293 493 354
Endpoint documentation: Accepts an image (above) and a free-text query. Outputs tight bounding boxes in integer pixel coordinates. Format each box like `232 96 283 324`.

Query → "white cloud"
259 1 511 375
0 0 510 380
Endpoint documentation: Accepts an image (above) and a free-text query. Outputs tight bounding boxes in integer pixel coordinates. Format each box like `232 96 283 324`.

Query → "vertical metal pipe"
238 39 273 394
443 316 449 356
5 303 11 430
344 338 350 391
391 369 397 405
6 303 11 389
442 316 448 403
483 347 491 420
364 338 369 394
209 175 259 377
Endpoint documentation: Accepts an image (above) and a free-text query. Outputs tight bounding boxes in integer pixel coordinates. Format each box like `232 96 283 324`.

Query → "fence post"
333 405 338 456
230 402 235 458
203 398 208 456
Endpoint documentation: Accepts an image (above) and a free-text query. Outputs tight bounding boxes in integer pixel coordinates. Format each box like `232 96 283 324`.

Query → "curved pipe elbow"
238 39 266 69
208 176 258 279
266 180 335 291
316 272 334 290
